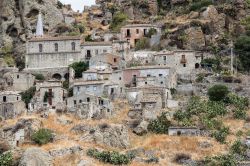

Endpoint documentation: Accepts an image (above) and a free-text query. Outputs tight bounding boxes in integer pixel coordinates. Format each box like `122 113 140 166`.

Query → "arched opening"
39 44 43 52
55 43 58 52
7 25 18 37
71 42 76 51
195 63 200 69
3 96 7 102
64 73 69 79
52 73 62 80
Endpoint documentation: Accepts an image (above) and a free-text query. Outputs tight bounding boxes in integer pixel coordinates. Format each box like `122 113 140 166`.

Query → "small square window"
119 77 122 80
183 64 186 67
17 75 19 79
145 82 147 85
159 74 163 77
136 29 139 34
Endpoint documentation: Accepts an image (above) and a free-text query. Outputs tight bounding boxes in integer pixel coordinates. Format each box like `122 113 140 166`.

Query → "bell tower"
35 11 44 37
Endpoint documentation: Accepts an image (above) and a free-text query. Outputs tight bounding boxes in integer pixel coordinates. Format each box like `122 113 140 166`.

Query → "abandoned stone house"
30 81 66 111
89 53 126 71
120 24 161 48
120 66 177 89
2 71 35 91
127 51 156 65
0 91 26 120
81 42 113 61
126 86 171 109
67 92 113 119
153 50 205 75
168 127 200 136
25 13 82 80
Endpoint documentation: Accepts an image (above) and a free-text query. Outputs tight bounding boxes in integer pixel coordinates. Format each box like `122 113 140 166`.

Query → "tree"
110 12 128 32
135 38 150 51
31 128 53 145
21 86 36 107
69 61 88 78
235 35 250 72
34 74 45 81
208 85 229 101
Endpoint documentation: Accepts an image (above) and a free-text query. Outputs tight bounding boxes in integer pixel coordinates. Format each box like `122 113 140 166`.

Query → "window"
55 43 58 52
71 42 76 51
183 64 186 67
161 81 163 84
147 74 151 77
103 49 107 53
126 29 131 37
39 44 43 52
144 29 147 35
95 49 98 55
159 74 163 77
163 56 166 60
17 75 19 79
87 97 90 102
114 58 117 62
17 97 19 100
79 100 82 103
3 96 6 102
119 77 122 80
145 60 148 64
74 100 77 105
136 29 139 34
145 82 147 85
77 86 80 92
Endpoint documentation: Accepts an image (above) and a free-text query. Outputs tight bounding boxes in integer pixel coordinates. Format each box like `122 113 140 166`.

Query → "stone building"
117 66 177 89
89 53 126 71
67 92 113 119
2 71 35 91
153 50 204 75
81 42 113 61
0 91 26 120
121 24 161 48
25 13 82 80
30 81 66 110
168 127 200 136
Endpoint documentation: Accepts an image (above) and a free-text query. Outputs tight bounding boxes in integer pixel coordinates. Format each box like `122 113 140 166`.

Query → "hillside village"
1 0 250 165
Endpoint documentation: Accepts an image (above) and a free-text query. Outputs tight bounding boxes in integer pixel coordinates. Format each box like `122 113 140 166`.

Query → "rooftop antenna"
35 11 44 37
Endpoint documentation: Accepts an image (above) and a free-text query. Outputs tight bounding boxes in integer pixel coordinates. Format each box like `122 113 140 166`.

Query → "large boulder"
81 123 130 149
19 148 52 166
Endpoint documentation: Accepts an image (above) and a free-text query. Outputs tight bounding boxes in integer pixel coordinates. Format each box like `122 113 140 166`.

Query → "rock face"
0 0 64 56
81 123 130 149
19 148 53 166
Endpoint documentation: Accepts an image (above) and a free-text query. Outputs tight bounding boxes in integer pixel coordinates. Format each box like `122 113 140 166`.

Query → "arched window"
39 44 43 52
55 43 58 52
71 42 75 51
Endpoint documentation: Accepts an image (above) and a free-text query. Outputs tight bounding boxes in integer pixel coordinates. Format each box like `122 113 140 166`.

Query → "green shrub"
21 86 36 107
212 126 229 143
87 149 132 165
201 117 222 130
233 108 246 120
34 74 45 81
110 12 128 31
0 152 13 166
189 0 213 11
85 35 93 42
230 140 247 156
196 73 205 83
145 28 157 38
204 154 237 166
63 80 69 89
201 58 220 69
135 38 150 51
68 87 73 97
224 93 249 110
208 85 229 101
69 61 88 78
148 113 171 134
31 128 53 145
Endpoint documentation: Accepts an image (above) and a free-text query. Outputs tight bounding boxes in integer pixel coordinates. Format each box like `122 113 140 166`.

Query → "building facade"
121 24 161 48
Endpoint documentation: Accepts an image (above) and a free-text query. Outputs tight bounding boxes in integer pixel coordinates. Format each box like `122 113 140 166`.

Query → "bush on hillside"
21 86 36 107
31 128 53 145
0 152 13 166
148 113 171 134
208 84 229 101
87 149 132 165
